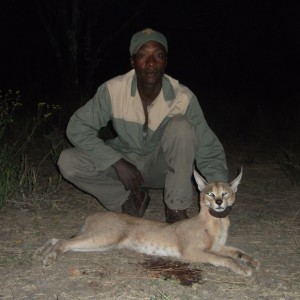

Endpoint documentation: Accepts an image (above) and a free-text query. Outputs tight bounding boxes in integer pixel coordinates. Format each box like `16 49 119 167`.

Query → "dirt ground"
0 138 300 300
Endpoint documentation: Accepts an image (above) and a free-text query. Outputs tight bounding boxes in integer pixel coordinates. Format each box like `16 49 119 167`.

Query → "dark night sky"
1 0 300 133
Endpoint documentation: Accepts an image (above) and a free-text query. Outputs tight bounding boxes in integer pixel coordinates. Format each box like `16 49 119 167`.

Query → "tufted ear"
229 167 243 193
193 170 208 192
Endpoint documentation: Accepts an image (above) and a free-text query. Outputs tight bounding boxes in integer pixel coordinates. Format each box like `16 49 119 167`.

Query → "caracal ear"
229 167 243 193
193 170 208 192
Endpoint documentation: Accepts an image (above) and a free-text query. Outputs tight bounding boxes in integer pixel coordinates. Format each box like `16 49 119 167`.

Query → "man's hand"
113 158 144 191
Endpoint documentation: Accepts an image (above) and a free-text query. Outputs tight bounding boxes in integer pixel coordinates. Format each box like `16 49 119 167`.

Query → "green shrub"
277 145 300 186
0 90 61 208
0 90 22 139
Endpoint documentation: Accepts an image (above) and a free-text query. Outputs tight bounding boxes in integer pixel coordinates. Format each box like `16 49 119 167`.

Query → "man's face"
131 41 167 87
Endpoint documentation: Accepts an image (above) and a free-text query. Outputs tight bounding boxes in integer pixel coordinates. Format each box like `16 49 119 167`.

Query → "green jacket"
67 70 228 182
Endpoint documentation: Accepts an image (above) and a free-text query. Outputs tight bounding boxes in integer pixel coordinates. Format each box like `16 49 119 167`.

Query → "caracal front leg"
218 246 260 270
182 250 253 277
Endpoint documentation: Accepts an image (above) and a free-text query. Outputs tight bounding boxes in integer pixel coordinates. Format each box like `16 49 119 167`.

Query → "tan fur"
34 168 260 276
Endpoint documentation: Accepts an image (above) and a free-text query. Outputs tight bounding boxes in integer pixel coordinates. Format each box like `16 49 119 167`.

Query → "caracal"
34 168 260 276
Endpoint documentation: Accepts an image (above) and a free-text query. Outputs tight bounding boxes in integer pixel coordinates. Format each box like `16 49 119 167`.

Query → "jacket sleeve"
66 83 123 171
185 95 228 183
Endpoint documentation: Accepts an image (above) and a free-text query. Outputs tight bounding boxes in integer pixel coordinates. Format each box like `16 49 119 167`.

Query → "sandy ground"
0 141 300 300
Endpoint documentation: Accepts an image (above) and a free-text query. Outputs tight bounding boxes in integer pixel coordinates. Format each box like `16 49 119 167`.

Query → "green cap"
129 28 168 55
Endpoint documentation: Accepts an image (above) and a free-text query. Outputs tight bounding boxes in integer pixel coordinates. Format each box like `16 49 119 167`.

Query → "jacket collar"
131 72 176 101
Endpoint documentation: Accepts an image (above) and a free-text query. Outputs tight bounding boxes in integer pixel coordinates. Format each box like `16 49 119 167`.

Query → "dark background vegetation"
0 0 299 138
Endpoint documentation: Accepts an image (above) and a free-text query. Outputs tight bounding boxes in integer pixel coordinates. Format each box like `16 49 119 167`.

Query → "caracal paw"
252 258 260 270
33 247 44 259
42 252 57 267
242 266 253 277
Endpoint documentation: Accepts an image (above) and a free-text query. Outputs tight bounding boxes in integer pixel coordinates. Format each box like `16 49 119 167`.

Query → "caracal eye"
207 192 215 198
222 192 228 197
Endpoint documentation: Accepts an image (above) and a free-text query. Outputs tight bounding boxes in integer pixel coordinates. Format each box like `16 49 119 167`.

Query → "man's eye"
155 53 165 59
136 53 146 59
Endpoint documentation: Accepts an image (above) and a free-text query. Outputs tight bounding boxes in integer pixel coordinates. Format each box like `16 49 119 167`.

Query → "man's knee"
57 148 78 179
165 115 195 140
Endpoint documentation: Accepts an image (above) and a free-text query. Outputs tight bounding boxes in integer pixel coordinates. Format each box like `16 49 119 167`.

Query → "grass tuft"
0 90 61 208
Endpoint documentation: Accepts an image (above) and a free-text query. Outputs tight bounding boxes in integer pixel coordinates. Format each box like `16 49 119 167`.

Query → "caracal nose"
216 199 223 206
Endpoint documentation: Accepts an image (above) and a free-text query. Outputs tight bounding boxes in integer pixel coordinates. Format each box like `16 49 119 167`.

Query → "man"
58 28 228 223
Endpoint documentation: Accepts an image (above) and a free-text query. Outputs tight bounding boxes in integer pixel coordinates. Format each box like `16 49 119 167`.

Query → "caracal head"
193 168 243 214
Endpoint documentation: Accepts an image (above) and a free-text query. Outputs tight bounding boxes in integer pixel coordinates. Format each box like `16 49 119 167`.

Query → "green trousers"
57 116 196 211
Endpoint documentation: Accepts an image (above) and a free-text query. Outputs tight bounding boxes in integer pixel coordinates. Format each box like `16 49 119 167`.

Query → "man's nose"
146 55 156 65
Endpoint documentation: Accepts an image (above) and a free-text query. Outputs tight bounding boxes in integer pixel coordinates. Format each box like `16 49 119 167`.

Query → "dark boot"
122 188 150 218
165 207 188 223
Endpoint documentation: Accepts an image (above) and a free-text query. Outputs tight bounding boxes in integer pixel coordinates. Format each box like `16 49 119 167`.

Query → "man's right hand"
112 158 144 191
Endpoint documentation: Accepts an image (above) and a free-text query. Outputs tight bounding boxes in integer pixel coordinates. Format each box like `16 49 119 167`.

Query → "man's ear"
130 56 134 69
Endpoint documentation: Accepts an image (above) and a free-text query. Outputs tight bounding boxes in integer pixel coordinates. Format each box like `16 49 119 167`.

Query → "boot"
122 188 150 218
165 207 188 223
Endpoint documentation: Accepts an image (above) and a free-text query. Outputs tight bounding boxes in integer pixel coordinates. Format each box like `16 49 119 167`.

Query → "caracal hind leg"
219 246 260 269
41 233 119 266
183 251 253 277
33 238 60 259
